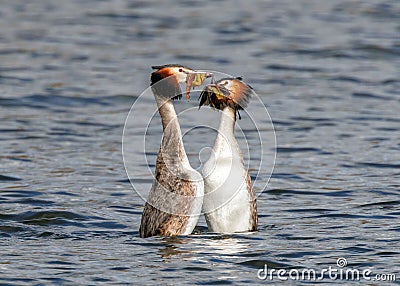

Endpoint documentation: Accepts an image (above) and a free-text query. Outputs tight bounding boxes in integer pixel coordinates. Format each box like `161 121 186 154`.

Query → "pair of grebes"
140 64 257 238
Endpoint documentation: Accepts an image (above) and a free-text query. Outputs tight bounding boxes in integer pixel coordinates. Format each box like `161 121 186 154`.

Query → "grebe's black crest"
199 77 253 117
151 64 191 70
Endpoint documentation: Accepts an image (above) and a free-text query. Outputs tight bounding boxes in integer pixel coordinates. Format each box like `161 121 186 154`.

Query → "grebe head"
151 64 212 100
199 77 253 114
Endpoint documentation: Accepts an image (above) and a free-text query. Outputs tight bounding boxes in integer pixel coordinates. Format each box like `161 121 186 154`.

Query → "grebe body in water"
199 78 257 233
139 64 209 238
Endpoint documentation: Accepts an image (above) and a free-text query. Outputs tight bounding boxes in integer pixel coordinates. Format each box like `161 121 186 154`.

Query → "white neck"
213 107 241 158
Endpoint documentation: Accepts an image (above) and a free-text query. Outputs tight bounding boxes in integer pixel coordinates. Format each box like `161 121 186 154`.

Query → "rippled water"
1 0 399 284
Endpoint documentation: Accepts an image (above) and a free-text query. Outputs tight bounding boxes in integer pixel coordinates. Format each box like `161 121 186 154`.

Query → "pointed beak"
185 71 214 100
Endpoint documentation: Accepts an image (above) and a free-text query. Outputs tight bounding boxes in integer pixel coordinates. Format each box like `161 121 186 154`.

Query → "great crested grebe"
199 77 258 233
139 64 210 238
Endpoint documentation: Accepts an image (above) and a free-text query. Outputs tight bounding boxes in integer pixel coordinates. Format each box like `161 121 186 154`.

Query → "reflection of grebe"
139 65 210 238
199 78 258 233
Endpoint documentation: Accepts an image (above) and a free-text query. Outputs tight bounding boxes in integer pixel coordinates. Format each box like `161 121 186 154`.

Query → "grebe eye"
224 81 228 85
179 68 183 72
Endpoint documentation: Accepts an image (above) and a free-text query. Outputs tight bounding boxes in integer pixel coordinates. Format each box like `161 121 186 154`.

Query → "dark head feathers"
151 64 191 70
199 77 253 116
150 65 189 100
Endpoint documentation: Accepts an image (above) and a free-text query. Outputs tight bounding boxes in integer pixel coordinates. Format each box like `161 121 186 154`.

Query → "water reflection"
158 237 192 258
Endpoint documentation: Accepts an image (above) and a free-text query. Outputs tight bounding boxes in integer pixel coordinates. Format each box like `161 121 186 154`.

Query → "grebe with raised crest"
199 77 258 233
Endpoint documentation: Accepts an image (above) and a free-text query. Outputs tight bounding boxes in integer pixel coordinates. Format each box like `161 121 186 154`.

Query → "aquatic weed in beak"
185 72 214 100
